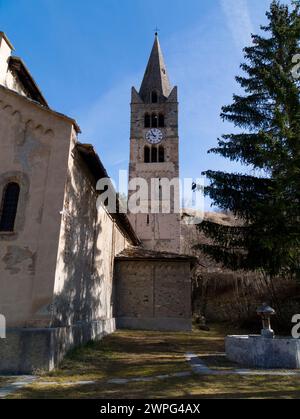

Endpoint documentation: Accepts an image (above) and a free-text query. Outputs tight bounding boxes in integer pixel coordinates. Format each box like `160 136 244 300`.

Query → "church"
0 32 195 373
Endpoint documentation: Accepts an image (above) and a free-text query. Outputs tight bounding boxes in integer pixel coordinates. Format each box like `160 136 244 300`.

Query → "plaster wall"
0 35 11 85
52 145 131 327
0 87 73 327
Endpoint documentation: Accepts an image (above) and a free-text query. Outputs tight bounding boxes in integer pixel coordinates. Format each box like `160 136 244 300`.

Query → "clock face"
146 129 163 144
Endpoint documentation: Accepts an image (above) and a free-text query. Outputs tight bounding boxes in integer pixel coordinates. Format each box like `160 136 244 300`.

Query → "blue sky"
0 0 292 209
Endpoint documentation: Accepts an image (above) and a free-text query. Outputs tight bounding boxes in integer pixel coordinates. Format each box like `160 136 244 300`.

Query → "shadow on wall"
52 155 105 328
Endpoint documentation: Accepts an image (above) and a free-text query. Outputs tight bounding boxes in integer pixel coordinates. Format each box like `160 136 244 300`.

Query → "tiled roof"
75 143 141 247
116 247 197 262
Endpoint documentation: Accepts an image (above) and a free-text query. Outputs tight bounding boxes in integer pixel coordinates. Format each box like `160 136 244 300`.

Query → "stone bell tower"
128 34 181 254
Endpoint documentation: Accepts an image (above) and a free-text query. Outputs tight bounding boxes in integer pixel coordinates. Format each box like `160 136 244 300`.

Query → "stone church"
0 32 195 373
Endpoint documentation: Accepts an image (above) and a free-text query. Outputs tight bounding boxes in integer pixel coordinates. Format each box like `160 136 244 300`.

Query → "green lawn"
6 325 300 399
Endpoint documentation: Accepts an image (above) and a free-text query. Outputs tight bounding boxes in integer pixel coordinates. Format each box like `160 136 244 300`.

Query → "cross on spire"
154 26 160 36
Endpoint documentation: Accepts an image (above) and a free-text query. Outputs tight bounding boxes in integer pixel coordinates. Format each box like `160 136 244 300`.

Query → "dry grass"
0 377 14 387
7 324 300 399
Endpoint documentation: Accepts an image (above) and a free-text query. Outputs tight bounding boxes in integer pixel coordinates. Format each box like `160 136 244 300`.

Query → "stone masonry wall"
128 87 181 254
115 259 192 331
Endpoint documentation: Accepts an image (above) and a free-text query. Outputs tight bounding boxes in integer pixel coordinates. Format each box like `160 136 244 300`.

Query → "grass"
6 324 300 399
0 377 14 387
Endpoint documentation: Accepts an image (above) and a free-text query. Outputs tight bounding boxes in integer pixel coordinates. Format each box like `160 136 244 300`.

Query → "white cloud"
220 0 254 50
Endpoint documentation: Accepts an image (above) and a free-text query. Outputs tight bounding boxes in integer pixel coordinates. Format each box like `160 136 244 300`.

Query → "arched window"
151 91 158 103
144 146 150 163
151 146 158 163
158 114 165 128
151 113 158 128
159 146 165 163
0 182 20 232
144 113 150 128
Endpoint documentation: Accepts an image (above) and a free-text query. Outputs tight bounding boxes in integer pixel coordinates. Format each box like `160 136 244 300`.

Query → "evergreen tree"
197 1 300 280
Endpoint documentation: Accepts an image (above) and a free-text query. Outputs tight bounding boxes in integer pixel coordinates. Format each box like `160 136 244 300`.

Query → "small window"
159 146 165 163
151 147 158 163
151 91 158 103
144 113 150 128
0 182 20 232
151 113 158 128
158 114 165 128
144 146 150 163
147 214 150 225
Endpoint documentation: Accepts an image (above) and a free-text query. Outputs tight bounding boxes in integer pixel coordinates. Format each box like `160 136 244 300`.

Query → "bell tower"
128 34 181 253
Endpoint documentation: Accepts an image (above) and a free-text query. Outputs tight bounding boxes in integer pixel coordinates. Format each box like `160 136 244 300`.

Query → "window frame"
159 146 165 163
0 172 29 238
151 146 158 163
144 146 150 163
158 114 165 128
144 113 151 128
151 113 158 128
0 182 21 233
151 90 158 104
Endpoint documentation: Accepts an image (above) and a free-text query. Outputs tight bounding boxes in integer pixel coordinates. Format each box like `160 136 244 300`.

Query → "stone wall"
0 319 115 374
128 86 181 254
115 258 192 331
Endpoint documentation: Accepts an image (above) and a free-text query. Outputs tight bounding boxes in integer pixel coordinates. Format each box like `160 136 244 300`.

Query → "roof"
0 32 80 133
0 32 14 50
75 143 141 247
8 56 49 107
116 247 197 263
181 209 243 227
0 83 81 133
139 35 172 102
76 143 109 180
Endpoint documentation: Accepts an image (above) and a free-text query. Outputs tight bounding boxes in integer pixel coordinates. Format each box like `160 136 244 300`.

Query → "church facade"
0 32 194 373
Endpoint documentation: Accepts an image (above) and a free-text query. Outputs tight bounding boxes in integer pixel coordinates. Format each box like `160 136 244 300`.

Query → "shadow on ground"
7 325 300 399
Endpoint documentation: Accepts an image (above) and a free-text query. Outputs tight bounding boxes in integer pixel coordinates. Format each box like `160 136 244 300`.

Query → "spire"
139 34 172 102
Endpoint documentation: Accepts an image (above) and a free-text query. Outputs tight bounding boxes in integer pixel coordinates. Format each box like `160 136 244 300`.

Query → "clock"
146 129 163 144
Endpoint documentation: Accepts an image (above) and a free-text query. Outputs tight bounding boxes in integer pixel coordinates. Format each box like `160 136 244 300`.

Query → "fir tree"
197 1 300 281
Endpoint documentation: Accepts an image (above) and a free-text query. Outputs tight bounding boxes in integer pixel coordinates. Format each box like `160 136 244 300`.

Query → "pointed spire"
139 34 172 102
